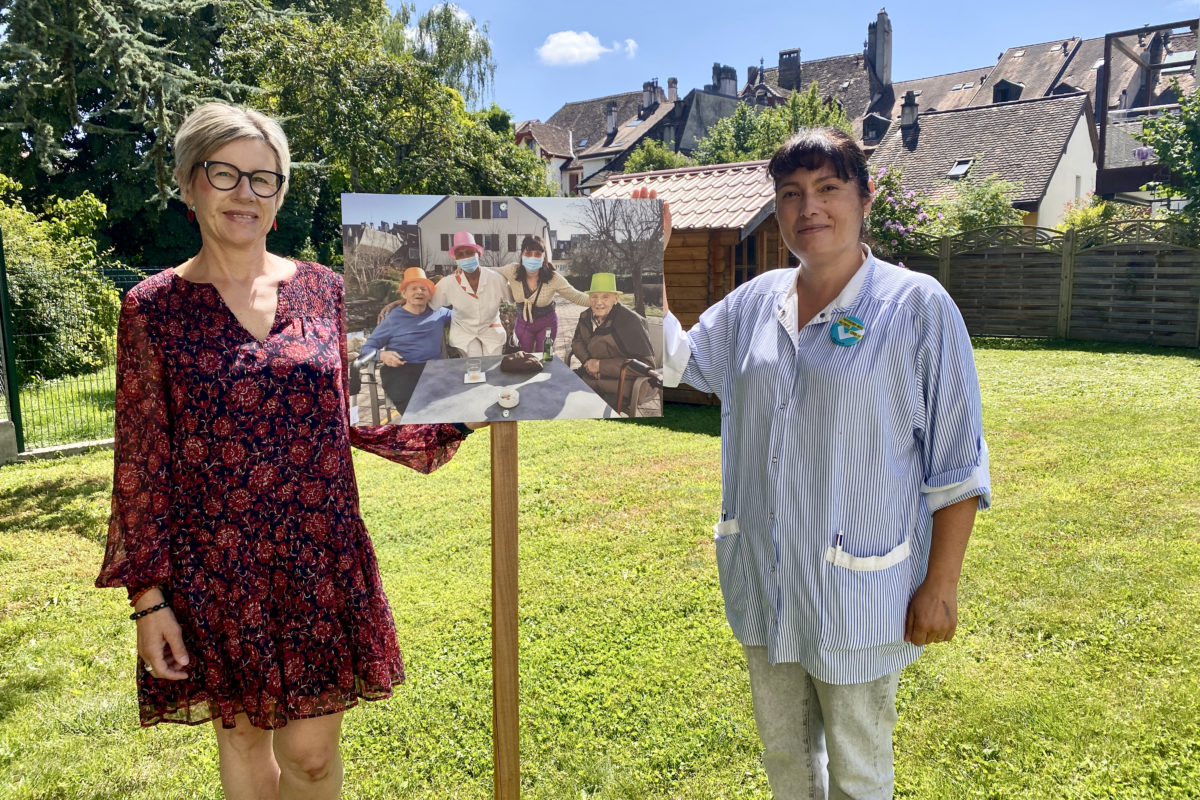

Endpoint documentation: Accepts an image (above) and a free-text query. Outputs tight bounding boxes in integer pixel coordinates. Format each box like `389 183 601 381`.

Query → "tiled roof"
574 99 677 161
592 160 775 233
869 93 1092 205
515 120 574 158
747 53 877 119
546 91 643 153
974 38 1081 105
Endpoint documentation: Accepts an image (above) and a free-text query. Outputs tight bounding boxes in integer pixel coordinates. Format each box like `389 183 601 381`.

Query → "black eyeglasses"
193 161 286 198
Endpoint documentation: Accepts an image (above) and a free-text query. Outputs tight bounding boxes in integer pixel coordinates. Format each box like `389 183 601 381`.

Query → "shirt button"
768 512 775 520
772 456 778 464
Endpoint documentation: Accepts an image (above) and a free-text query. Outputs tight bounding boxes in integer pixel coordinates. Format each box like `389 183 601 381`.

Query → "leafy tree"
693 83 851 165
225 15 549 259
756 85 852 150
1056 192 1150 230
381 2 495 107
1139 84 1200 221
929 173 1026 234
692 104 762 165
0 174 121 382
624 139 693 174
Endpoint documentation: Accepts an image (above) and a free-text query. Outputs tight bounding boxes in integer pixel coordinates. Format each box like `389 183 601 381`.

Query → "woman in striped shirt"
656 127 991 799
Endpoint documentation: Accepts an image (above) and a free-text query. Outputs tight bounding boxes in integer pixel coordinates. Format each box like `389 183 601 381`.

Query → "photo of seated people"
342 194 664 423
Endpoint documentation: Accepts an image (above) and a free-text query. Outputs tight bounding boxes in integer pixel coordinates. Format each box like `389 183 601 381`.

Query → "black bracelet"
130 601 170 621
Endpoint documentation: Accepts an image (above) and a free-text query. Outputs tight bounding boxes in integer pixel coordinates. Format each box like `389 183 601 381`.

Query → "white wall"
1037 115 1097 229
418 197 549 271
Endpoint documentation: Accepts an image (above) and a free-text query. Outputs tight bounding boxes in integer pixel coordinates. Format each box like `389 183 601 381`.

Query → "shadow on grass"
0 475 111 543
973 337 1200 361
627 403 720 436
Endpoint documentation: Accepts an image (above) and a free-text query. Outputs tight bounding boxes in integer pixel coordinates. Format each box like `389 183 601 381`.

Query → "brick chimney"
667 77 678 102
641 80 658 115
778 48 801 91
605 101 617 136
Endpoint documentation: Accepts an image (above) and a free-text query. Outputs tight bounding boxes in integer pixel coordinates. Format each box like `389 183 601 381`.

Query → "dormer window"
993 79 1023 103
947 159 973 179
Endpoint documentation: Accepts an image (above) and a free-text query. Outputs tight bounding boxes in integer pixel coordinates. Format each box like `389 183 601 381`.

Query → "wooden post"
938 236 952 290
1058 227 1077 339
490 421 520 800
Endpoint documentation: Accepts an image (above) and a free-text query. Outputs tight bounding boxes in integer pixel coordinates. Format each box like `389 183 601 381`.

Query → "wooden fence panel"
891 222 1200 348
947 247 1062 338
1071 245 1200 347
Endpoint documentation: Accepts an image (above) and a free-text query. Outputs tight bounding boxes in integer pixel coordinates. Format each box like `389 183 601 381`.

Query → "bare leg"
273 711 345 800
212 714 280 800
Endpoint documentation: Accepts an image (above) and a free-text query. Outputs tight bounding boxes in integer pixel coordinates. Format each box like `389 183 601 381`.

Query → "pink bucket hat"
447 230 484 258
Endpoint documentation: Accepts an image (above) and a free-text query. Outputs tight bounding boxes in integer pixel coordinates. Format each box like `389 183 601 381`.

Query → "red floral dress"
97 261 468 729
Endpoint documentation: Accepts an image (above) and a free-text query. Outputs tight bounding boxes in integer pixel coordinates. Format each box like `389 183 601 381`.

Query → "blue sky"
391 0 1198 124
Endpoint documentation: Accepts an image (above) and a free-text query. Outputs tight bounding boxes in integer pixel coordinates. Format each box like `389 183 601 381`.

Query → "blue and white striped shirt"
663 250 991 684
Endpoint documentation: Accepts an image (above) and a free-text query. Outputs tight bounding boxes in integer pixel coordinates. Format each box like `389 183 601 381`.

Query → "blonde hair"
173 103 291 202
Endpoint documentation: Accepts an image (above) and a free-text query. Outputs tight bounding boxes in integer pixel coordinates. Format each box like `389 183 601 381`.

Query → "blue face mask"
456 256 479 273
522 256 544 272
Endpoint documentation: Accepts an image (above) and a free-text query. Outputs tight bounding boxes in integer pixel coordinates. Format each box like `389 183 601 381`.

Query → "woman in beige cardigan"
494 234 589 353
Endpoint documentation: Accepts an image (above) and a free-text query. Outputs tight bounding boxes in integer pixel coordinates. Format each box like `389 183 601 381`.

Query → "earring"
186 206 195 222
272 218 278 232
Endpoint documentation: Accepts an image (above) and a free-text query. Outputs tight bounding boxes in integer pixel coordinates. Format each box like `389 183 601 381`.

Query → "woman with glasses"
96 103 479 799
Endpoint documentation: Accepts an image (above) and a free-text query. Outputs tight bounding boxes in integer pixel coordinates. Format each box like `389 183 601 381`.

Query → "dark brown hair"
767 127 871 200
517 234 554 281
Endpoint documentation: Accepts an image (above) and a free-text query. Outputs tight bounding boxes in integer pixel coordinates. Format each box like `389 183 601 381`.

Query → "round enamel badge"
831 315 864 347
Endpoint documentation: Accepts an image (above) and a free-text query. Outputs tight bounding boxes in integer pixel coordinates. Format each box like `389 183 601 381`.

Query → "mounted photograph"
341 194 665 424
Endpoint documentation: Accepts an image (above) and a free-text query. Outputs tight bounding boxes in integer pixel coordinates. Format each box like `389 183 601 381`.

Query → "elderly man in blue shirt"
651 127 991 799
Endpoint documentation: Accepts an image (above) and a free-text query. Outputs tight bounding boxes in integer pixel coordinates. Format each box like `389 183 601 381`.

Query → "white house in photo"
416 196 551 272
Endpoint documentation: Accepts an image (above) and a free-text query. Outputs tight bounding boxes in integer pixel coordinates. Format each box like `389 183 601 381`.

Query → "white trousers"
744 646 900 800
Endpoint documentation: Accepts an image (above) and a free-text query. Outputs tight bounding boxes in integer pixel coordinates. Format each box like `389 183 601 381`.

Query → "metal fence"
0 226 160 452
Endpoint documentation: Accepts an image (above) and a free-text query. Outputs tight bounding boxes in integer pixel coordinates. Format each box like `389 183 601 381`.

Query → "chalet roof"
592 160 775 234
514 120 574 158
869 93 1093 206
746 52 877 119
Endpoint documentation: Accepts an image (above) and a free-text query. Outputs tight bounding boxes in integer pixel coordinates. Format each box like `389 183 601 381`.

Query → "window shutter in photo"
441 233 450 251
482 200 491 219
471 200 480 219
508 234 517 252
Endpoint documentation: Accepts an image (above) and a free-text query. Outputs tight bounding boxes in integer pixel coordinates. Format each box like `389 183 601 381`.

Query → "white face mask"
522 256 544 272
456 256 480 273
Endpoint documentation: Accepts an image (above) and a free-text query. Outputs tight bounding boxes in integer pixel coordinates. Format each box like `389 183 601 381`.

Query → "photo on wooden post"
341 194 665 424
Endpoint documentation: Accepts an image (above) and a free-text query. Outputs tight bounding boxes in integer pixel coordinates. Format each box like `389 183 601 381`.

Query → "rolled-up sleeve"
914 291 992 512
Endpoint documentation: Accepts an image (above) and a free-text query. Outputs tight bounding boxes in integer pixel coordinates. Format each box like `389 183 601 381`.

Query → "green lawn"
8 365 116 450
1 340 1198 799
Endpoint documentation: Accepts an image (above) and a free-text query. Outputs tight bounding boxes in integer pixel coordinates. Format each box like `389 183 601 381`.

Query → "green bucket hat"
587 272 618 293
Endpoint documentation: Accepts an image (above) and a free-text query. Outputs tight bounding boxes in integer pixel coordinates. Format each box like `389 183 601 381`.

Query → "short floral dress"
97 261 468 729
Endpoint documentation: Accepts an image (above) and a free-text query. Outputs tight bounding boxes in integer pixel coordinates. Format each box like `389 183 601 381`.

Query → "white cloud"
537 31 611 65
537 31 638 65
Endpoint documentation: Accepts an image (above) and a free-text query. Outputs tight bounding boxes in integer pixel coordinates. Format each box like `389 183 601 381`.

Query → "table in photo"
398 354 617 423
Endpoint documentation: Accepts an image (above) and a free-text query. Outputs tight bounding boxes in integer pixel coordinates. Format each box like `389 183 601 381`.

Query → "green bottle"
541 328 553 362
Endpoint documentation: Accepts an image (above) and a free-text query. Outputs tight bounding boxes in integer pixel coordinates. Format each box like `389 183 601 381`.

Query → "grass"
1 339 1198 799
7 365 116 450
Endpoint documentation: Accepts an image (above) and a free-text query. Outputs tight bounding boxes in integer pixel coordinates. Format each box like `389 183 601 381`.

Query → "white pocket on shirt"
824 532 910 648
712 518 749 614
824 537 911 572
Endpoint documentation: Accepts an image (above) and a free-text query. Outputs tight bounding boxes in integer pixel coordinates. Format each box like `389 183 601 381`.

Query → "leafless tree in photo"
571 199 663 315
